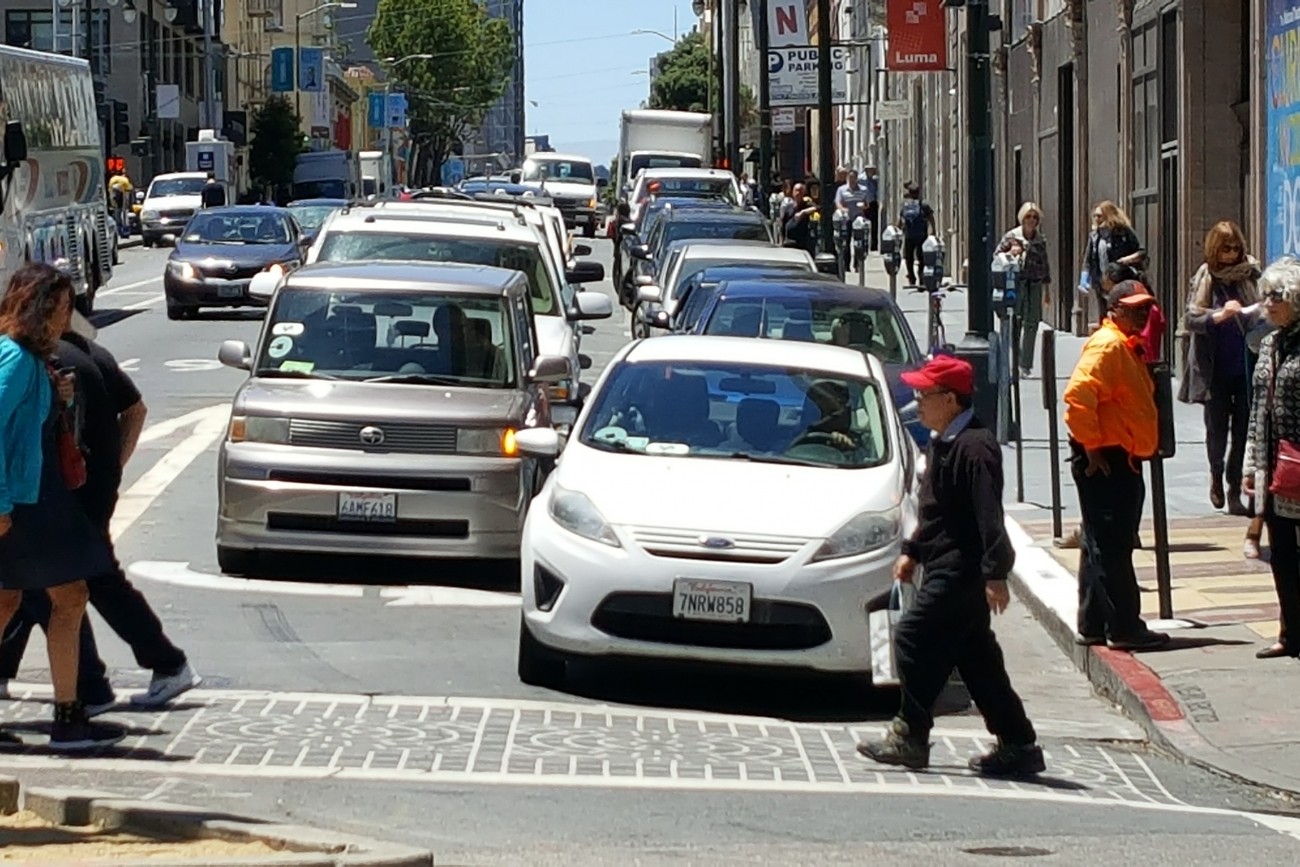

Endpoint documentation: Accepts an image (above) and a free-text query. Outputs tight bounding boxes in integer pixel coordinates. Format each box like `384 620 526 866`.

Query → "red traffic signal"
106 156 126 174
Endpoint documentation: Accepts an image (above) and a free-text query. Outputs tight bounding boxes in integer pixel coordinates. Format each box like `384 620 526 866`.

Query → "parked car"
624 206 772 307
514 335 918 687
644 264 836 336
286 198 349 237
214 261 571 576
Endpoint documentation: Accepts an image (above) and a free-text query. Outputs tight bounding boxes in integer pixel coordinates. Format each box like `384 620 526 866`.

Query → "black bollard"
1041 328 1063 541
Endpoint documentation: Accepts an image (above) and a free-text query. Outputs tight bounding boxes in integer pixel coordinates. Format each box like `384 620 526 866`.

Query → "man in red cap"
857 354 1044 777
1064 280 1167 650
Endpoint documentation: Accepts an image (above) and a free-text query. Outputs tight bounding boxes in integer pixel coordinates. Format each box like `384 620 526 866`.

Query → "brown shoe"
1210 478 1225 510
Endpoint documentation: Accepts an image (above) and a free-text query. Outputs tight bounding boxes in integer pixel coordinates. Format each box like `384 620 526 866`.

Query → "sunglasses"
1264 290 1287 303
1222 243 1242 252
913 388 952 401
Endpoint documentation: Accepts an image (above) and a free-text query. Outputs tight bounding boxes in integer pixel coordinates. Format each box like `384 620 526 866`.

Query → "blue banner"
270 47 294 93
368 91 385 127
298 47 325 93
441 157 465 187
386 92 408 128
1268 0 1300 260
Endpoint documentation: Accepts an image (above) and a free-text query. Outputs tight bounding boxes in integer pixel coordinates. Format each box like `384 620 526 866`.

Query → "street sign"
768 46 850 107
887 0 948 71
270 47 294 93
771 107 797 133
196 151 214 171
441 157 465 186
368 91 385 128
386 92 407 128
876 100 912 121
298 47 325 92
766 1 808 47
156 84 181 119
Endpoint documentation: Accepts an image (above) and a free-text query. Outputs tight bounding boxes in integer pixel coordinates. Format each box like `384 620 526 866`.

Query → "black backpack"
902 200 928 240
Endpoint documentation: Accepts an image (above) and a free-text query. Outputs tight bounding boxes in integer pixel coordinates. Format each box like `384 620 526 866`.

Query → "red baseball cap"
900 354 975 396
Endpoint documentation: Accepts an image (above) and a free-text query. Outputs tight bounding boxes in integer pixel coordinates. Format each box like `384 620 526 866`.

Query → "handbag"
869 580 913 687
1265 341 1300 501
56 409 87 491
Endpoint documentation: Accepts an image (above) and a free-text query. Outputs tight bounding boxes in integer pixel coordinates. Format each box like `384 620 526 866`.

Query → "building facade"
477 0 524 163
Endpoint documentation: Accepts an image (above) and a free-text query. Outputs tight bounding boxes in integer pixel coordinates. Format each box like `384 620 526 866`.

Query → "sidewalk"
854 257 1300 799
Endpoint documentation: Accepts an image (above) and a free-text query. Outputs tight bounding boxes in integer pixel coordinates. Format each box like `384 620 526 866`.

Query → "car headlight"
457 427 518 456
168 260 197 280
588 197 598 209
811 508 901 561
549 486 620 547
142 209 159 220
228 415 290 444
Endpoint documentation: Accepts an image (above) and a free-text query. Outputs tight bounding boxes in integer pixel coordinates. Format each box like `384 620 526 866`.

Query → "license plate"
672 578 751 623
215 281 244 298
337 492 397 523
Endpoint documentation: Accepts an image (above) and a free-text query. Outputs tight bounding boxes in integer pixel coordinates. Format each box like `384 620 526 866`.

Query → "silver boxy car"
214 261 569 575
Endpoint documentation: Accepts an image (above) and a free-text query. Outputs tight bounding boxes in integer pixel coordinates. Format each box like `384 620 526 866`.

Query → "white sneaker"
130 664 201 708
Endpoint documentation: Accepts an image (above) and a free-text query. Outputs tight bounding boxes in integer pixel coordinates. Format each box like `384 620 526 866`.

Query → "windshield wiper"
256 368 342 381
363 373 467 385
720 452 831 468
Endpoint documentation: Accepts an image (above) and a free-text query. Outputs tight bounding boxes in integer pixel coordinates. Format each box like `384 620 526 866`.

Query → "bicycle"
913 282 964 355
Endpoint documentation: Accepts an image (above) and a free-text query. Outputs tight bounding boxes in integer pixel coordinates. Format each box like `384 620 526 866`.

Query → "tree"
368 0 515 184
248 96 304 196
648 32 710 113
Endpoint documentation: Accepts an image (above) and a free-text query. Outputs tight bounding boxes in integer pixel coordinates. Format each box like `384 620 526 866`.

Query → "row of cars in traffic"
199 166 929 687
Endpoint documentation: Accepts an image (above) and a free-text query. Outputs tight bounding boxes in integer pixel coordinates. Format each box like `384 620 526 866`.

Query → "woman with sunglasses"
994 202 1052 378
1243 257 1300 658
1180 221 1261 516
1080 201 1145 324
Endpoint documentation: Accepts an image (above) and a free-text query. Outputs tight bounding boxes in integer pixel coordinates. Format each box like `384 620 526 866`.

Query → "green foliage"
248 96 305 193
648 32 710 113
367 0 516 183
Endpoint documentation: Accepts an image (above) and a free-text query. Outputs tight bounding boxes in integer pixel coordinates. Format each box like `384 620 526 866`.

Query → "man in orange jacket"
1064 280 1170 650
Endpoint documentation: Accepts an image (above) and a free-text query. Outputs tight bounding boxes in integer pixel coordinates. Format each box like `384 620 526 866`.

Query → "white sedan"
513 335 919 687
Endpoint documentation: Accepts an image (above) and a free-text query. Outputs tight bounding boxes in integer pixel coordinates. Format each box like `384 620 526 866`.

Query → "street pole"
756 0 772 214
202 0 217 131
953 0 998 423
712 0 725 164
816 0 834 254
725 0 741 175
295 12 303 133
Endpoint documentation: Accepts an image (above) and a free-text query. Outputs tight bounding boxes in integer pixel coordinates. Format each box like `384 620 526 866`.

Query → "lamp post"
296 2 357 137
756 0 772 212
630 28 677 44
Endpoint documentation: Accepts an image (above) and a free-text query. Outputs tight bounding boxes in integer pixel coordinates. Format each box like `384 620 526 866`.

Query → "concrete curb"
120 236 143 250
1 775 433 866
1005 516 1300 802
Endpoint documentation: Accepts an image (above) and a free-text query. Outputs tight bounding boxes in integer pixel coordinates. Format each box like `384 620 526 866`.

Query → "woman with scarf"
995 202 1052 378
1080 201 1145 324
1243 257 1300 658
1180 222 1261 515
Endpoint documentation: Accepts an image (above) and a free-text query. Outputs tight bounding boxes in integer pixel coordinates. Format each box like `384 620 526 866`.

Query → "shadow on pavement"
1134 635 1254 652
252 552 520 594
192 310 266 322
88 309 146 329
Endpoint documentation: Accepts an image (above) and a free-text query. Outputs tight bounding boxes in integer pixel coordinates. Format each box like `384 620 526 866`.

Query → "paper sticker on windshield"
267 336 294 358
645 442 690 456
279 360 314 373
272 322 304 336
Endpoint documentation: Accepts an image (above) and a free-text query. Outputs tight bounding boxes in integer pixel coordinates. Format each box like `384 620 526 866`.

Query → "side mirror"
509 170 523 184
635 275 655 287
572 243 592 257
249 270 282 299
572 291 613 321
640 305 670 330
514 426 561 458
637 285 662 304
218 339 252 371
596 178 609 189
299 232 316 248
619 222 636 236
565 260 605 284
2 121 28 165
630 244 651 260
528 355 572 384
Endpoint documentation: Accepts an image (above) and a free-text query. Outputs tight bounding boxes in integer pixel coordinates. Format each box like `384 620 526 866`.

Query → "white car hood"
557 445 902 539
145 194 201 211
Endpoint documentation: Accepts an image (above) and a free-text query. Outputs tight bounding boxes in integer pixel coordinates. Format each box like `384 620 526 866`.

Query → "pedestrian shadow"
1129 635 1254 652
921 764 1088 791
246 551 520 593
191 310 266 322
87 309 145 329
0 725 189 762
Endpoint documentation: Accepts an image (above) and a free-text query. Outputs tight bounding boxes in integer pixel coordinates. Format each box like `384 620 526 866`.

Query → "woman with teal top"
0 262 124 750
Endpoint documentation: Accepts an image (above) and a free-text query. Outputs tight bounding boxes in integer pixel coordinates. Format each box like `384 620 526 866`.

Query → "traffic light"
112 101 130 149
106 156 126 175
130 137 151 157
92 78 106 108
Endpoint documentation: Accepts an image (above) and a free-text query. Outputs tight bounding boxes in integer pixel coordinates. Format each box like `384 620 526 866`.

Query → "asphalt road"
1 242 1298 865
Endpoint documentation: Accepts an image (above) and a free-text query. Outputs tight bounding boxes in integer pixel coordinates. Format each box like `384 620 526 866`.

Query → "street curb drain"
0 774 434 866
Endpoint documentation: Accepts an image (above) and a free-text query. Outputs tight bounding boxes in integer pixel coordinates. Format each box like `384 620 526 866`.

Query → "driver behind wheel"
802 380 859 451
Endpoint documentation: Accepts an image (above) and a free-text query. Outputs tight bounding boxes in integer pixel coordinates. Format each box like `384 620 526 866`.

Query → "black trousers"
894 577 1036 745
1205 376 1251 490
1072 443 1147 639
866 201 880 251
903 238 923 283
0 532 187 686
1264 512 1300 651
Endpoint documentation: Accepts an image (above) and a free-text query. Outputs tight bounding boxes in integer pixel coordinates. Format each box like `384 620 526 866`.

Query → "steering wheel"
792 431 846 448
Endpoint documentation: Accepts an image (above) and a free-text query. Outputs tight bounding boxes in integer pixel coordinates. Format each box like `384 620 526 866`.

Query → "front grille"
198 263 265 279
288 419 458 454
267 470 470 492
160 208 194 220
629 527 808 565
591 592 831 650
267 513 468 537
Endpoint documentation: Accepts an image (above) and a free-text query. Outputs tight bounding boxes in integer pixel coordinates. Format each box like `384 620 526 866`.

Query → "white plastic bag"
869 580 912 686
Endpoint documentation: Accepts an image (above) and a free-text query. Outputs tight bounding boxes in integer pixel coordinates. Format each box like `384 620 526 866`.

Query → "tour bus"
0 45 114 313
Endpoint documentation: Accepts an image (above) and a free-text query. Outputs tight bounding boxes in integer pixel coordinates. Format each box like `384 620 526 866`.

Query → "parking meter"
921 235 945 293
814 253 841 277
881 225 902 276
991 250 1020 315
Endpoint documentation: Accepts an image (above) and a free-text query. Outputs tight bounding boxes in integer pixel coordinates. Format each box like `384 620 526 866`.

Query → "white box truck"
616 109 712 196
359 150 394 199
292 150 361 201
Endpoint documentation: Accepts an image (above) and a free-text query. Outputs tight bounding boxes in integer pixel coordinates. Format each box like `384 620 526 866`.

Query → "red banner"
886 0 948 72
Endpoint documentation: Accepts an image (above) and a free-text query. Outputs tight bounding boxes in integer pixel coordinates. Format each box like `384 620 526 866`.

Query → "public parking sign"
270 47 294 93
768 46 850 107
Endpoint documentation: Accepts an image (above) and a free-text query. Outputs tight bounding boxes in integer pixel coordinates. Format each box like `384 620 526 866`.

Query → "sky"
523 0 701 165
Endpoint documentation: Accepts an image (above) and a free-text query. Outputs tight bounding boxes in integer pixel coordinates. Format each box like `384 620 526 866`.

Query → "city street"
1 244 1299 865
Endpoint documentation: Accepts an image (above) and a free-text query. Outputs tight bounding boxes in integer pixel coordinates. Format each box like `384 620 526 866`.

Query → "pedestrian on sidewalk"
862 166 880 252
1179 221 1261 516
1244 257 1300 659
834 169 868 275
1080 201 1145 325
995 202 1052 378
899 182 936 286
1064 280 1169 650
857 355 1045 778
0 263 125 750
0 326 200 707
783 183 819 257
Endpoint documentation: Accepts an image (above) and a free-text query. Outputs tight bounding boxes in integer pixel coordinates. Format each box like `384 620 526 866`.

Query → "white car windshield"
256 287 516 387
315 232 559 316
580 361 889 469
523 159 594 182
183 212 294 245
149 177 206 197
700 298 916 365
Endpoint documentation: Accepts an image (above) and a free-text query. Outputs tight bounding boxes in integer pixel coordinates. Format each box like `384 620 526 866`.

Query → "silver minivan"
215 261 568 575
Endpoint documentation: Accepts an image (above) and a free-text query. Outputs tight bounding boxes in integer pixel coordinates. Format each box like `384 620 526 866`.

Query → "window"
701 296 916 365
5 10 55 52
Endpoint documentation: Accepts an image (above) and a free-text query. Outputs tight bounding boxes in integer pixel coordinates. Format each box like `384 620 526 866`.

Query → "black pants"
894 577 1036 745
0 533 187 685
1265 512 1300 651
1072 443 1147 639
1205 376 1251 490
903 238 924 283
866 201 880 251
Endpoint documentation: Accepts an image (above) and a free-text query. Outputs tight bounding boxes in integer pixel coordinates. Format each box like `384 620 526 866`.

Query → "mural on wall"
1269 0 1300 260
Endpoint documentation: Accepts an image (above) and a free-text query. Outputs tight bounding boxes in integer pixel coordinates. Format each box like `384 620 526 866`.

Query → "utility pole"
725 0 741 174
203 0 218 132
816 0 834 253
950 0 999 421
756 0 772 214
712 0 725 164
